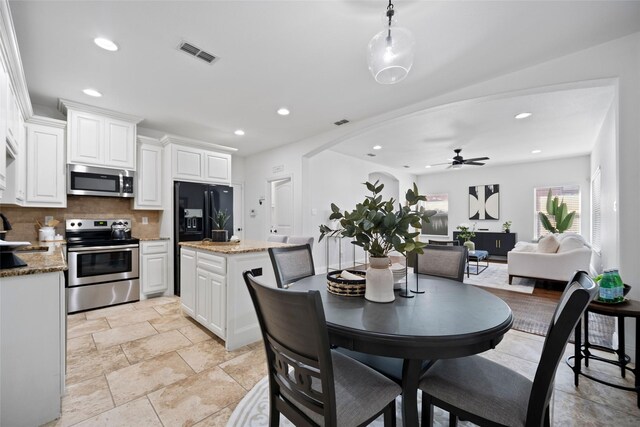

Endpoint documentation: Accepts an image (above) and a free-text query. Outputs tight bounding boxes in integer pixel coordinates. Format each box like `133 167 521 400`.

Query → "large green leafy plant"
318 181 436 257
539 189 575 233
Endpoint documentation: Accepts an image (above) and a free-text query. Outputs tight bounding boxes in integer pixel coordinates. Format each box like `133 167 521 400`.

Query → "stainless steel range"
65 218 140 313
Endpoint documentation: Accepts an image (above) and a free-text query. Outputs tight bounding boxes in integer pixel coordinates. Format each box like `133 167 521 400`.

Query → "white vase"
463 240 475 252
365 256 395 303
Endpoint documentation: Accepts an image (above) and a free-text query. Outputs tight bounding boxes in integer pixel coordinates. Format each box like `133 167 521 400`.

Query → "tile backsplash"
0 196 162 242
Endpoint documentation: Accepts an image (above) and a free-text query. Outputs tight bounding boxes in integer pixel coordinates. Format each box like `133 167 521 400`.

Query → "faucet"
0 213 12 231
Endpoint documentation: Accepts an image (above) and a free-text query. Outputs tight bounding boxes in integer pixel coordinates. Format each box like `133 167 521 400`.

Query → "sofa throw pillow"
537 235 560 253
557 236 585 253
513 242 537 252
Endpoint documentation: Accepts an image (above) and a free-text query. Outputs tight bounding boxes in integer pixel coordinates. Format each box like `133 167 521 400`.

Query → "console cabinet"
453 231 517 257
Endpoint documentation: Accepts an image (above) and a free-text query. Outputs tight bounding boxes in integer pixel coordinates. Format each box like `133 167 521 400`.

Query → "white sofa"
507 234 592 283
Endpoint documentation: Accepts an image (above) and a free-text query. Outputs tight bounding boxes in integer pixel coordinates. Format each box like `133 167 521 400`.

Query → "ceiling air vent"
334 119 350 126
178 41 218 64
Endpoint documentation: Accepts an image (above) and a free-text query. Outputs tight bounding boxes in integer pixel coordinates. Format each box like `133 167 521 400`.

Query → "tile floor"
45 296 638 426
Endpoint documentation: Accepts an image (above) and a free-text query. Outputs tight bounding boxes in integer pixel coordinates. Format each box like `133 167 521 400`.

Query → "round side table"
567 298 640 408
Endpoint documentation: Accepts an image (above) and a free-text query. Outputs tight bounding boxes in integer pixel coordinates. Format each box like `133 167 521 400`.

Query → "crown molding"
137 135 163 146
58 98 144 124
26 115 67 129
160 134 238 153
0 0 34 119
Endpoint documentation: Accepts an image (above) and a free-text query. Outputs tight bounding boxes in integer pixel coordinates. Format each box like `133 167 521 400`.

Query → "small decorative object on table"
456 223 476 252
210 208 230 242
326 270 366 296
319 181 436 303
502 220 512 233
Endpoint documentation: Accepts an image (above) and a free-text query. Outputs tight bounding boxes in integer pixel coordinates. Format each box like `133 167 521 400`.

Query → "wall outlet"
141 217 149 224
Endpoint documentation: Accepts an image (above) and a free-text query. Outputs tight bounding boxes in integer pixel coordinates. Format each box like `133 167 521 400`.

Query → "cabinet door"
141 253 168 295
105 118 135 169
25 124 66 207
204 152 231 183
0 64 7 192
173 145 203 180
180 248 196 317
68 110 104 165
134 143 162 209
196 268 226 338
16 112 25 201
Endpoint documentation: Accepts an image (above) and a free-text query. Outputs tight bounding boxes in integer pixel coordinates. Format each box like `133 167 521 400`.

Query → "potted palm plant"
319 181 435 303
539 189 575 233
210 208 231 242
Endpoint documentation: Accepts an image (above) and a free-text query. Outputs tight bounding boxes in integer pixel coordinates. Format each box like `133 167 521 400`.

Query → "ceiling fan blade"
428 162 452 167
463 156 489 162
464 161 485 166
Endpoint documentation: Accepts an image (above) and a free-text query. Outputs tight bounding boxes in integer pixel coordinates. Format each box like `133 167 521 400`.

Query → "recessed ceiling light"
94 37 118 52
234 129 245 136
82 88 102 97
515 112 532 120
531 149 542 154
277 107 290 116
373 145 382 150
424 165 432 169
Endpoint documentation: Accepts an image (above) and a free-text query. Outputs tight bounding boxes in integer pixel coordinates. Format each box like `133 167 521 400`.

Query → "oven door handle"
68 244 139 253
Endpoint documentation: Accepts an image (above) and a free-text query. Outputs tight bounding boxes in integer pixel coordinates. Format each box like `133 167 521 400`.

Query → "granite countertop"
136 237 170 241
179 239 292 254
0 245 67 278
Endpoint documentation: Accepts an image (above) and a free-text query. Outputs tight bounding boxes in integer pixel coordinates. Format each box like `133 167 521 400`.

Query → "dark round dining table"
293 273 513 427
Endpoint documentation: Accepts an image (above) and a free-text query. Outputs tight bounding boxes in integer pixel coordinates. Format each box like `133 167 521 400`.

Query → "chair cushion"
282 350 401 426
557 236 585 253
419 355 532 427
537 235 559 253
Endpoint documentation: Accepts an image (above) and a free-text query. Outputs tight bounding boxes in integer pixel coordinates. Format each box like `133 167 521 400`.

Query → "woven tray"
326 270 366 297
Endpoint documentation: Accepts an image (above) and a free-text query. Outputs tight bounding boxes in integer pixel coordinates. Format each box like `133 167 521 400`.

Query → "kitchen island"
0 244 67 427
179 240 290 350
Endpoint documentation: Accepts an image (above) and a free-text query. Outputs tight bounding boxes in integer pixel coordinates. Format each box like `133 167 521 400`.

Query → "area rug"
227 377 457 427
463 262 535 294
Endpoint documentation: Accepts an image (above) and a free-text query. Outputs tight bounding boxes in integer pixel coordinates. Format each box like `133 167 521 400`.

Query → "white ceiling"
8 1 640 159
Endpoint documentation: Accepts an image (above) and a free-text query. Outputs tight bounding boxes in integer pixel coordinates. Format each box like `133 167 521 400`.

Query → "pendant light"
367 0 415 84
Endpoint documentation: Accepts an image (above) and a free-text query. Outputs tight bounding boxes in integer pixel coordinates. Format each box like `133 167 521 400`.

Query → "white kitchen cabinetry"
179 245 276 350
1 271 65 427
0 60 8 194
140 240 169 295
133 137 163 209
25 118 66 207
60 99 142 170
180 248 196 317
171 144 231 184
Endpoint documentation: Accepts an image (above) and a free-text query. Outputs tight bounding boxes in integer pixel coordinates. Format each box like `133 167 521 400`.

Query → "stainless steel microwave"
67 164 135 198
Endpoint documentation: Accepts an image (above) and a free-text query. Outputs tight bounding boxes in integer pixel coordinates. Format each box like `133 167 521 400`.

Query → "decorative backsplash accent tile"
0 196 161 242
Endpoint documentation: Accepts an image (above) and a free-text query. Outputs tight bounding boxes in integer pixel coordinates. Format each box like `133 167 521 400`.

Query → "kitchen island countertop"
179 239 291 255
0 245 67 278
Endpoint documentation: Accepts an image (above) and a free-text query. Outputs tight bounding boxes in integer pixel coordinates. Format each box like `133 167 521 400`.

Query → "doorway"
267 177 293 238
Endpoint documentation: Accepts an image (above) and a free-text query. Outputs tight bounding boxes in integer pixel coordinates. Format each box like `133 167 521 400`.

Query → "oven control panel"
66 218 131 231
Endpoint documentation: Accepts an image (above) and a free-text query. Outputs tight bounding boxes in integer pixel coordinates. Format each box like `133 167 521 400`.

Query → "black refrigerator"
174 181 233 295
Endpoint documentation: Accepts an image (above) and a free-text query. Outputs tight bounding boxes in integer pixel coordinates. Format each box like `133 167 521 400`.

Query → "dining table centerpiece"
319 181 435 303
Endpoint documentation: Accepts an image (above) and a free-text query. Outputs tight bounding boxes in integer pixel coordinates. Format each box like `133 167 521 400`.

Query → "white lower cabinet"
179 246 276 350
140 240 169 295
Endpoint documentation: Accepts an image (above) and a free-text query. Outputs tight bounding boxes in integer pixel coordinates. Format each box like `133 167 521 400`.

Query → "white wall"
417 156 591 243
590 102 618 274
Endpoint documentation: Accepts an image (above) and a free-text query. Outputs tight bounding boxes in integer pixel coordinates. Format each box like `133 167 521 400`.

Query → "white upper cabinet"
133 136 163 210
24 117 67 207
171 144 231 184
0 60 8 193
60 99 142 171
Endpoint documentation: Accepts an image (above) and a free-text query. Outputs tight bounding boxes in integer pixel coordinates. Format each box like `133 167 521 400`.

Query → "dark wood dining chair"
268 244 315 288
419 270 598 427
243 271 401 427
287 235 315 250
415 245 468 282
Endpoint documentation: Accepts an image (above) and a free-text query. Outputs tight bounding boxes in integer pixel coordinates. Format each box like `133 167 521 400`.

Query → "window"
591 168 602 252
534 185 581 238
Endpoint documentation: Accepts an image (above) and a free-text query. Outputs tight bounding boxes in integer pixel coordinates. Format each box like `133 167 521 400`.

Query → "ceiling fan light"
367 26 414 84
452 163 462 169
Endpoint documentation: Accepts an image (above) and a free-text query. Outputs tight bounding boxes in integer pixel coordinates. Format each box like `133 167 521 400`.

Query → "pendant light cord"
386 1 395 40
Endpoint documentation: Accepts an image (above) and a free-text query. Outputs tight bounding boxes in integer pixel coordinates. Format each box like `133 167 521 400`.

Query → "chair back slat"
269 244 316 288
526 271 598 426
287 236 315 250
243 271 337 424
416 245 468 282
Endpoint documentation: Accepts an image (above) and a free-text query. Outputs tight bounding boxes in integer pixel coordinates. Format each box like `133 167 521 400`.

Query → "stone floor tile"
149 313 197 333
67 311 87 328
73 396 162 427
154 301 183 316
66 345 130 385
148 367 246 426
85 303 136 320
57 375 114 426
552 388 640 426
67 318 110 339
179 324 215 344
121 329 192 363
219 348 268 390
67 334 96 355
177 338 249 373
92 321 157 350
106 351 195 406
106 307 161 328
133 295 179 309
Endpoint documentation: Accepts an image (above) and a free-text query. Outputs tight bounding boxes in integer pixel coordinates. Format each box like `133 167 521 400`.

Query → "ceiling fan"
430 148 489 169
